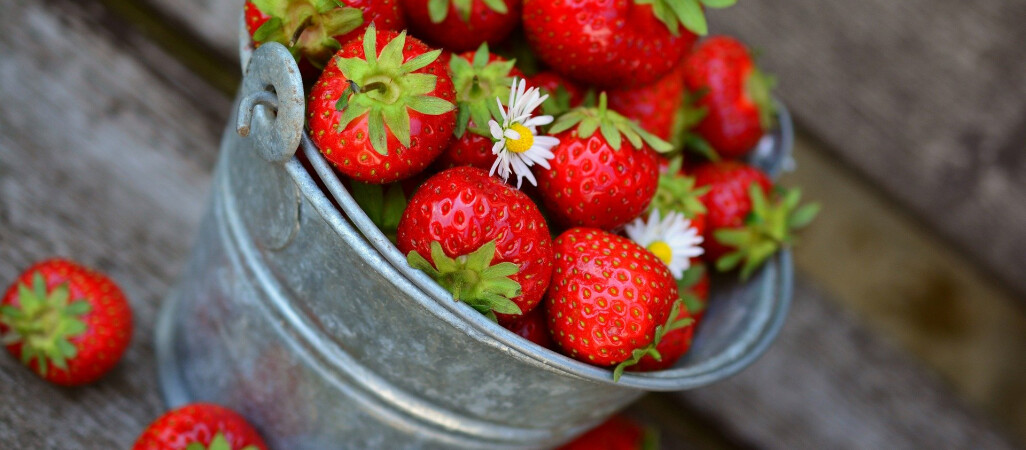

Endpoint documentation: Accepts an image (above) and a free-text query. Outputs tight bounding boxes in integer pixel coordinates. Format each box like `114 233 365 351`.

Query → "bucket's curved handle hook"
236 42 305 164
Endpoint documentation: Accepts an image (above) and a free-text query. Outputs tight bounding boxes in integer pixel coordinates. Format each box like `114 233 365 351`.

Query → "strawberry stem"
0 272 91 377
407 240 523 321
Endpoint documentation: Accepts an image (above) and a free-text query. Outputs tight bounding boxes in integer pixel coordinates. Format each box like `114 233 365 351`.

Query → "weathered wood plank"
674 279 1020 450
787 134 1026 438
706 1 1026 298
0 0 225 446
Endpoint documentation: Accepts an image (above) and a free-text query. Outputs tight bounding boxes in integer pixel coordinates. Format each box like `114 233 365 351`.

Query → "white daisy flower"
488 77 560 189
624 209 705 279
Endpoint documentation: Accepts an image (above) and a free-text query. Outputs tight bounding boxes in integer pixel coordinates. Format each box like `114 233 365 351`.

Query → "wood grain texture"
675 278 1020 450
0 0 224 446
706 1 1026 297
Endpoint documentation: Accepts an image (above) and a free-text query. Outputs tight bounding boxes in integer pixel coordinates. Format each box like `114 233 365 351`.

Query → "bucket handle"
236 42 305 164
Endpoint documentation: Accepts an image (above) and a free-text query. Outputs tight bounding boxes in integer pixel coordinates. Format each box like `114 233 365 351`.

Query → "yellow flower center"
505 123 534 154
647 241 673 265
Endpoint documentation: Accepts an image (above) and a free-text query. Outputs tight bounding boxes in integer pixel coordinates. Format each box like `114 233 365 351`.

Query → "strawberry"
529 72 585 119
398 167 554 322
607 61 687 141
693 161 818 278
502 305 555 349
546 228 688 379
631 262 707 372
433 44 525 171
536 94 671 231
133 403 267 450
560 415 657 450
244 0 365 71
683 36 777 158
0 259 132 386
402 0 522 52
308 27 457 184
522 0 733 89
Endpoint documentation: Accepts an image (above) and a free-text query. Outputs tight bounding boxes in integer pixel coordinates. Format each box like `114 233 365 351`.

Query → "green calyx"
185 433 259 450
746 66 778 131
677 264 706 315
671 87 721 161
428 0 509 23
549 93 674 153
333 27 455 155
407 240 523 322
450 43 517 138
0 272 91 377
251 0 364 68
636 0 737 36
612 299 693 381
649 156 710 219
350 181 407 242
538 85 574 120
714 184 820 280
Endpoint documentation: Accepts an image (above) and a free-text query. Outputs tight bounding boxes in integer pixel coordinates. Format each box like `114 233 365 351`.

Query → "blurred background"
1 0 1025 447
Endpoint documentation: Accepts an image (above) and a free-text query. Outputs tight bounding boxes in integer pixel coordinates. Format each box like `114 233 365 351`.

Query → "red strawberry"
523 0 732 89
683 36 776 158
502 305 555 349
402 0 522 52
632 261 707 372
434 44 526 171
648 156 709 237
560 415 656 450
398 167 554 322
546 228 686 378
608 61 687 141
308 27 457 184
536 94 671 231
244 0 365 71
694 161 818 278
0 259 132 386
133 403 267 450
529 71 585 118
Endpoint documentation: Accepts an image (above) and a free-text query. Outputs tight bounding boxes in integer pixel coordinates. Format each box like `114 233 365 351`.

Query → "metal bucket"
154 34 795 449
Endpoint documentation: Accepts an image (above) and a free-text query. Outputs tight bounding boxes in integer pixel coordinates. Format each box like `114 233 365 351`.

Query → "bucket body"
155 43 794 449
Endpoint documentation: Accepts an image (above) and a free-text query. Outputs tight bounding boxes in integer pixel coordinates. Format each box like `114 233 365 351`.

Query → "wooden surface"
1 0 1024 448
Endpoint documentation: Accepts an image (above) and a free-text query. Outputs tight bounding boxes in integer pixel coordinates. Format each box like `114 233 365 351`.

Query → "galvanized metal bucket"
155 30 795 449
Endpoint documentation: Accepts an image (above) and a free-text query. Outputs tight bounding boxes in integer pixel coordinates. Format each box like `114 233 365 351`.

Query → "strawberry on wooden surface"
402 0 522 52
545 228 689 379
398 167 554 323
433 44 526 171
133 403 267 450
0 259 132 386
536 94 671 231
308 27 456 184
522 0 734 89
683 35 777 159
